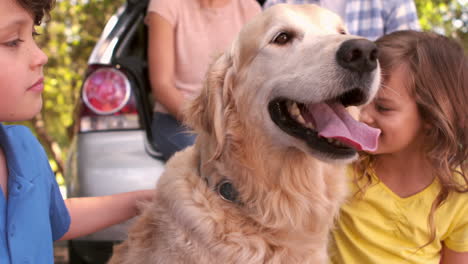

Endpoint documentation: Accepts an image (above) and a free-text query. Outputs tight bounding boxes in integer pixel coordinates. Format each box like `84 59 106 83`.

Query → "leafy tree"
10 0 468 181
416 0 467 50
11 0 124 181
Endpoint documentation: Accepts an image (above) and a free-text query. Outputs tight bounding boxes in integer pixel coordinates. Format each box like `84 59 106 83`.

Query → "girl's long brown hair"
354 30 468 247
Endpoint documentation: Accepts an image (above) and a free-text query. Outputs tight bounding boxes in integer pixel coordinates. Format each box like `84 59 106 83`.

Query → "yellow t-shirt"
329 167 468 264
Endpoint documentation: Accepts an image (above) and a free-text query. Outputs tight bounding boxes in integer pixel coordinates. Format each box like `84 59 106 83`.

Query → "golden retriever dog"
109 4 381 264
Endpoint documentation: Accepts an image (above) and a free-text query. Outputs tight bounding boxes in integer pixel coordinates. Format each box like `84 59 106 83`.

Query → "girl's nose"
359 104 374 125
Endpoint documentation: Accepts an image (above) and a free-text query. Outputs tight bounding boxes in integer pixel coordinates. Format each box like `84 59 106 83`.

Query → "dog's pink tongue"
305 103 380 151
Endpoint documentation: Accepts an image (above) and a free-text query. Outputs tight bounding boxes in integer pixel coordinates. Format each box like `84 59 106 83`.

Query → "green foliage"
22 0 124 174
39 0 124 142
18 0 468 177
415 0 468 50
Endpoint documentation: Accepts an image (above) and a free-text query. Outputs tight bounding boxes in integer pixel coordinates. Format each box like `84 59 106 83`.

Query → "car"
65 0 266 263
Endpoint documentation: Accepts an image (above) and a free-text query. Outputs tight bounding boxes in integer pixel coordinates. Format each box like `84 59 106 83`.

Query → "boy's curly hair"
15 0 56 25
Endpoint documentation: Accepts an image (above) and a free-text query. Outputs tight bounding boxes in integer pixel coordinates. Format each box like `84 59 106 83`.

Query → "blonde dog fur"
109 4 380 264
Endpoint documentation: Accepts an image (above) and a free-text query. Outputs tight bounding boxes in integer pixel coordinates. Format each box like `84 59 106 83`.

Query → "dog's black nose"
336 39 378 73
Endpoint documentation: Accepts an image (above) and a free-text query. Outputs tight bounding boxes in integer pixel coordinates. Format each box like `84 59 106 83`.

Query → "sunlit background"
10 0 468 195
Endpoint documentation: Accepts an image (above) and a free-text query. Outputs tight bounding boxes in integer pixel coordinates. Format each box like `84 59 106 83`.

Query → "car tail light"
83 68 130 114
79 67 140 132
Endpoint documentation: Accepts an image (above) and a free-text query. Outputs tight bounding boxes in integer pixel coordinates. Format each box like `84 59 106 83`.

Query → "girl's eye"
375 104 391 112
4 39 24 47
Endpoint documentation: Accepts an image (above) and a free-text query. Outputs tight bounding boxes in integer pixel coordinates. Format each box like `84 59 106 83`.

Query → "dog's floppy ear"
184 51 235 159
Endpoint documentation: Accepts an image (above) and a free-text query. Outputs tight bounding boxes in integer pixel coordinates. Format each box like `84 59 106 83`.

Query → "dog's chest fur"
110 145 348 264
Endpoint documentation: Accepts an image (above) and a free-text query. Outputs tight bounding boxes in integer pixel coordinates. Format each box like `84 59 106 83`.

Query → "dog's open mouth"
268 88 380 157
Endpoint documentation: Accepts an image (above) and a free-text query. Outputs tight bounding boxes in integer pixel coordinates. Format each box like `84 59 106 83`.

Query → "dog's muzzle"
336 39 378 74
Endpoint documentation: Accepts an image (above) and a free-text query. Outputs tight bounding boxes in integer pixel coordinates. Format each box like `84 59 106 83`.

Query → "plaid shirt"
263 0 420 40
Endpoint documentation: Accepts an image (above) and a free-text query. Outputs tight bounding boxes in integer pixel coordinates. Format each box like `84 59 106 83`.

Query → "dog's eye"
272 32 292 45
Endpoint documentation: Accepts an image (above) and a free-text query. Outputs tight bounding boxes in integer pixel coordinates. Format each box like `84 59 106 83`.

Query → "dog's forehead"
232 4 345 71
235 4 344 53
263 4 344 33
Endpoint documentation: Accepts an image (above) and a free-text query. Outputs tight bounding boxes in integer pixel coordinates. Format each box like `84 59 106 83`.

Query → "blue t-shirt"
0 123 70 263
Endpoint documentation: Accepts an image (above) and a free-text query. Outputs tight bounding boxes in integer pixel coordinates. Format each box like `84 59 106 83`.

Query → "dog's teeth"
289 102 300 116
288 102 315 129
296 114 305 124
324 137 348 148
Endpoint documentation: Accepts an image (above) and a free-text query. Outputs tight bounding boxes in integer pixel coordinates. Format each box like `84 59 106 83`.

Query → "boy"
0 0 153 262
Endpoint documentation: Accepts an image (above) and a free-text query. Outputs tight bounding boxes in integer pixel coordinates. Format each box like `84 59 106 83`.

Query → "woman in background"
146 0 261 161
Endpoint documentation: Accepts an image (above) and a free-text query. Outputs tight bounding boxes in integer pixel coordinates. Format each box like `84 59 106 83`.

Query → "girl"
329 30 468 264
0 0 153 262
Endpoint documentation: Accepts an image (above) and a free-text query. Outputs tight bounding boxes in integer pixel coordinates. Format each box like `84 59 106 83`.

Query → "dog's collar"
198 159 242 205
